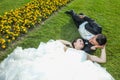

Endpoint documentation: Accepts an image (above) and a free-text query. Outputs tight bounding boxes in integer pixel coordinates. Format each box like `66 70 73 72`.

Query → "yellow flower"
5 12 8 15
1 45 6 49
5 35 9 39
1 39 6 44
12 37 15 40
7 39 11 43
14 34 19 37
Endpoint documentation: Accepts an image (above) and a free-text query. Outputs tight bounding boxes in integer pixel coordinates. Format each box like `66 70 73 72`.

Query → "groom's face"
89 35 99 46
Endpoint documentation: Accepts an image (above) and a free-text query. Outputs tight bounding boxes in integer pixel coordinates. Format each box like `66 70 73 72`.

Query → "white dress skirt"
0 40 114 80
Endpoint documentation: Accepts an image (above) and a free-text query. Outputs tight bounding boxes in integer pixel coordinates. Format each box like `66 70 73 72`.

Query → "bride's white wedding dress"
0 40 114 80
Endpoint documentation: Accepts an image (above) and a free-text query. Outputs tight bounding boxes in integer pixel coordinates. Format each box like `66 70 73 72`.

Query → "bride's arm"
87 45 106 63
57 39 73 48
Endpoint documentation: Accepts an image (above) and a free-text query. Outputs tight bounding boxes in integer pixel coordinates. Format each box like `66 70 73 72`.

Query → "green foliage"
0 0 31 15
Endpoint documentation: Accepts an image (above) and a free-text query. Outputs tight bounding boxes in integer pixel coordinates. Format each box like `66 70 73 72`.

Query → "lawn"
0 0 120 80
0 0 30 15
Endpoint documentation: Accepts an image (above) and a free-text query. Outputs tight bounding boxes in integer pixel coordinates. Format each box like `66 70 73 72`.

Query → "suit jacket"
82 39 96 54
84 16 102 35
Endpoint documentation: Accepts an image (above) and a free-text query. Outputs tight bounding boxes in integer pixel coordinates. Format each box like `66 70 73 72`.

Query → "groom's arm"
84 16 94 22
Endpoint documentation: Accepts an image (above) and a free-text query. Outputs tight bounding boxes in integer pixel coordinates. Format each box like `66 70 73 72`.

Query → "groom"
65 10 107 54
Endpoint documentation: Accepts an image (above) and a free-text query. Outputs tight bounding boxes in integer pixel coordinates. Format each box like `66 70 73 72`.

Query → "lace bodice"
66 48 87 62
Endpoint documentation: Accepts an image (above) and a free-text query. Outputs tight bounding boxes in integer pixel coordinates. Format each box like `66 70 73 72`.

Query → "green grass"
0 0 120 80
0 0 31 15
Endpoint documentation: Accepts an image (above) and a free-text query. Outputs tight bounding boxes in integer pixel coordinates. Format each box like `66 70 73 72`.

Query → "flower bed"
0 0 72 50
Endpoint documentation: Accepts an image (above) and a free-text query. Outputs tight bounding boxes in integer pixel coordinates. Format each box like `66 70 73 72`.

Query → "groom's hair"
96 34 107 45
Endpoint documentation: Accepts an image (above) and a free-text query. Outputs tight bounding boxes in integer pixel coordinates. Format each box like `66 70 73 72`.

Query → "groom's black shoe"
65 10 74 15
79 13 84 15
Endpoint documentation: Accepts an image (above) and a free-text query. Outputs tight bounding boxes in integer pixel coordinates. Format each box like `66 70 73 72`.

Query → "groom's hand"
94 45 105 49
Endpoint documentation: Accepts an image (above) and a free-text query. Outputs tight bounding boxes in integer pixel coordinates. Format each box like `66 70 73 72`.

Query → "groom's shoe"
65 10 74 15
79 13 84 15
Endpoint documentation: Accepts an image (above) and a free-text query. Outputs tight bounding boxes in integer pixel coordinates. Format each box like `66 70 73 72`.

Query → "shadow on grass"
60 19 80 41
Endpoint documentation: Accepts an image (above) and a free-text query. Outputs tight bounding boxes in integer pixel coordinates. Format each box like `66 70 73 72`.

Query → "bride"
0 39 114 80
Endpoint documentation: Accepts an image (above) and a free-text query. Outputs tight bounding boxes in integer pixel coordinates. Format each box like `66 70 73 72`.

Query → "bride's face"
74 39 84 50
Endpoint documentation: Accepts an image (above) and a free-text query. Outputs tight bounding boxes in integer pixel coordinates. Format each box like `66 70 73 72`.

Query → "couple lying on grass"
0 10 114 80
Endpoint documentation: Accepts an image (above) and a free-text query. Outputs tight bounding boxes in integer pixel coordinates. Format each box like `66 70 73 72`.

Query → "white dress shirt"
78 21 95 40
